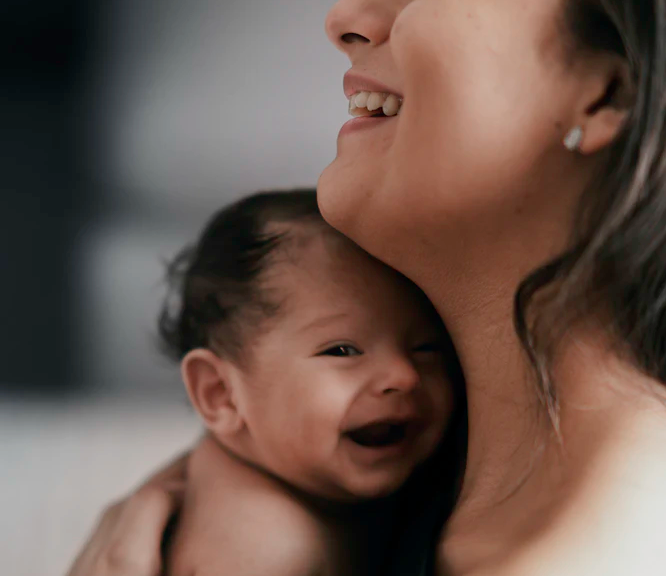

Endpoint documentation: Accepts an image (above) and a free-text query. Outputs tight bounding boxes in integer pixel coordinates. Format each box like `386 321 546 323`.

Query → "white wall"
97 0 348 212
1 400 201 576
5 4 351 573
78 0 348 395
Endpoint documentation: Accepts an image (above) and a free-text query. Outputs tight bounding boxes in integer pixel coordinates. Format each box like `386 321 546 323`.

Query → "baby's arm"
168 441 333 576
193 521 328 576
175 493 330 576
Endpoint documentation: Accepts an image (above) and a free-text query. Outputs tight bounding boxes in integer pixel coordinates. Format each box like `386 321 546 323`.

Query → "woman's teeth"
348 91 402 118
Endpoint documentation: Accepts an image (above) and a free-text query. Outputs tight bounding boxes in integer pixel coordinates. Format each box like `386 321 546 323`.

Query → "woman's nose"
373 356 421 396
325 0 396 54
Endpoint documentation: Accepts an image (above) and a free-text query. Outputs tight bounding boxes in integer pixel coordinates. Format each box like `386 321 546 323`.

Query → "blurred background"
1 1 347 573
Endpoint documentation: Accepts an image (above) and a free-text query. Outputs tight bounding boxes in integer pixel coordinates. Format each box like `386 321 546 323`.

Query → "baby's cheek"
427 378 455 429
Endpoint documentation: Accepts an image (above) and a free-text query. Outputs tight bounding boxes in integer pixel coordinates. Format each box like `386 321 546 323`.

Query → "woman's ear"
574 57 634 155
181 349 246 437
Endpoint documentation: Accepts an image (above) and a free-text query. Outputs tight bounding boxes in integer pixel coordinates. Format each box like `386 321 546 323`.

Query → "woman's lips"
340 71 404 138
343 71 403 100
338 114 397 138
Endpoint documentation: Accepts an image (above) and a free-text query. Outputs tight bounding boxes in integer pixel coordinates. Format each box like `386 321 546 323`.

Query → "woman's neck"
425 274 666 571
433 280 542 510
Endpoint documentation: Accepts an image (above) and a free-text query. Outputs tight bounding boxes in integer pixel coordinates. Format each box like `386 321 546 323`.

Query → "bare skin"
168 230 450 576
68 0 666 574
167 436 393 576
319 0 666 574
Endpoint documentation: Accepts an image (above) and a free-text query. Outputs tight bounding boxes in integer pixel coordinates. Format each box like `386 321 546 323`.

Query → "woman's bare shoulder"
440 502 666 576
439 427 666 576
469 540 664 576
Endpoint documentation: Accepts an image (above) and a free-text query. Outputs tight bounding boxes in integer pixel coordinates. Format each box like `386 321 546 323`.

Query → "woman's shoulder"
438 421 666 576
461 538 664 576
438 536 663 576
437 493 666 576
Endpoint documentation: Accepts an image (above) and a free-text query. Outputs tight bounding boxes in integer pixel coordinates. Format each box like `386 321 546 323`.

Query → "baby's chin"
334 470 415 502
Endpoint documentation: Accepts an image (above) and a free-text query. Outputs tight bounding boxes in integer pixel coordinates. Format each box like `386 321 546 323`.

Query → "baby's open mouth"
345 422 408 448
348 91 403 118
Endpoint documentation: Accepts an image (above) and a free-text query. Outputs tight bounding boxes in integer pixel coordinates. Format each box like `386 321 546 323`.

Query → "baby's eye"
319 344 363 357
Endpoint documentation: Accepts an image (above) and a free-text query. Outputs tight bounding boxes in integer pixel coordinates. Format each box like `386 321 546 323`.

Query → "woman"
68 0 666 574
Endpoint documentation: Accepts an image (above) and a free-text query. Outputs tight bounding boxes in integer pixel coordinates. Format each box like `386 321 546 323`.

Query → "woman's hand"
66 453 187 576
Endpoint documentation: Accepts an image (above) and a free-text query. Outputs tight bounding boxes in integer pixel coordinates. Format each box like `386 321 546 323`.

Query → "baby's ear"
181 349 245 437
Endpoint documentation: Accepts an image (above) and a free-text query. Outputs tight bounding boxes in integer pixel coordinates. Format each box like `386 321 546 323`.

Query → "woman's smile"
339 71 403 138
67 0 666 574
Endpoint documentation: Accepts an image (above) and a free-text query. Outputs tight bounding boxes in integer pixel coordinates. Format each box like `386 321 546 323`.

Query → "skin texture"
320 1 666 575
167 435 391 576
182 228 452 500
68 1 666 575
66 228 453 576
169 228 453 575
166 437 333 576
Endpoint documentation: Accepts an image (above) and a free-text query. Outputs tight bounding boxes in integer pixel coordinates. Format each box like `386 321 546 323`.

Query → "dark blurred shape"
1 0 98 394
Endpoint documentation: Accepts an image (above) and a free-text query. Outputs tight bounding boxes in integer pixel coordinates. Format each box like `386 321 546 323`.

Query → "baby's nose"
373 355 420 396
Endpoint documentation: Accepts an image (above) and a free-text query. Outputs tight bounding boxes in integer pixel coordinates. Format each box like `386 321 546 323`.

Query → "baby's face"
237 231 454 501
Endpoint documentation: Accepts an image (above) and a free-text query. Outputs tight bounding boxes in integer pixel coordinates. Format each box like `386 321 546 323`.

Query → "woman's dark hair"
515 0 666 427
158 188 325 362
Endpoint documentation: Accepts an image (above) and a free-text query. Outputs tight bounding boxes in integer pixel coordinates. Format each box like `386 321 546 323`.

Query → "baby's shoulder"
183 491 329 576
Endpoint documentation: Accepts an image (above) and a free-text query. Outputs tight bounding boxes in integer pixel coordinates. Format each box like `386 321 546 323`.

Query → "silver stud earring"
563 126 584 152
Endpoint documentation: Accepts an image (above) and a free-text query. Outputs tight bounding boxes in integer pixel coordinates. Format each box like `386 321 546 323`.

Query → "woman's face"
318 0 587 277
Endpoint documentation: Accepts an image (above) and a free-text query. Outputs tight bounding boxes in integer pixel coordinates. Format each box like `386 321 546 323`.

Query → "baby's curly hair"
158 188 327 363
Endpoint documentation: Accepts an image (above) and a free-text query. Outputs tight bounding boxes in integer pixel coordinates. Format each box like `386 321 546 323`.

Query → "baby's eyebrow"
298 312 350 333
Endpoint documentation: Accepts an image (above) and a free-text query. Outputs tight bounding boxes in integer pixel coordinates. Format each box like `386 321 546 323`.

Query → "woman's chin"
317 165 409 273
317 160 365 237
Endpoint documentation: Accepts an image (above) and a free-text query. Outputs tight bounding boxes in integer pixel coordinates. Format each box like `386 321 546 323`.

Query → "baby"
158 189 458 576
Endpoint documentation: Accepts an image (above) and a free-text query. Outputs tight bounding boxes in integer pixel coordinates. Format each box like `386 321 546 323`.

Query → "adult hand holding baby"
66 453 187 576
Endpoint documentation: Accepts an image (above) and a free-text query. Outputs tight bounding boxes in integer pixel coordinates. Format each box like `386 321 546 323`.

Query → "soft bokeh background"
1 1 347 574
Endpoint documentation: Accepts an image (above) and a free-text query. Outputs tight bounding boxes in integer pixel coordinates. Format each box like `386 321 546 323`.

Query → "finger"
105 483 184 575
66 502 124 576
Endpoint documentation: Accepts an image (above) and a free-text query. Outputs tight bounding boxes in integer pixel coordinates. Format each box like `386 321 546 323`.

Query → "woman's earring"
563 126 584 152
